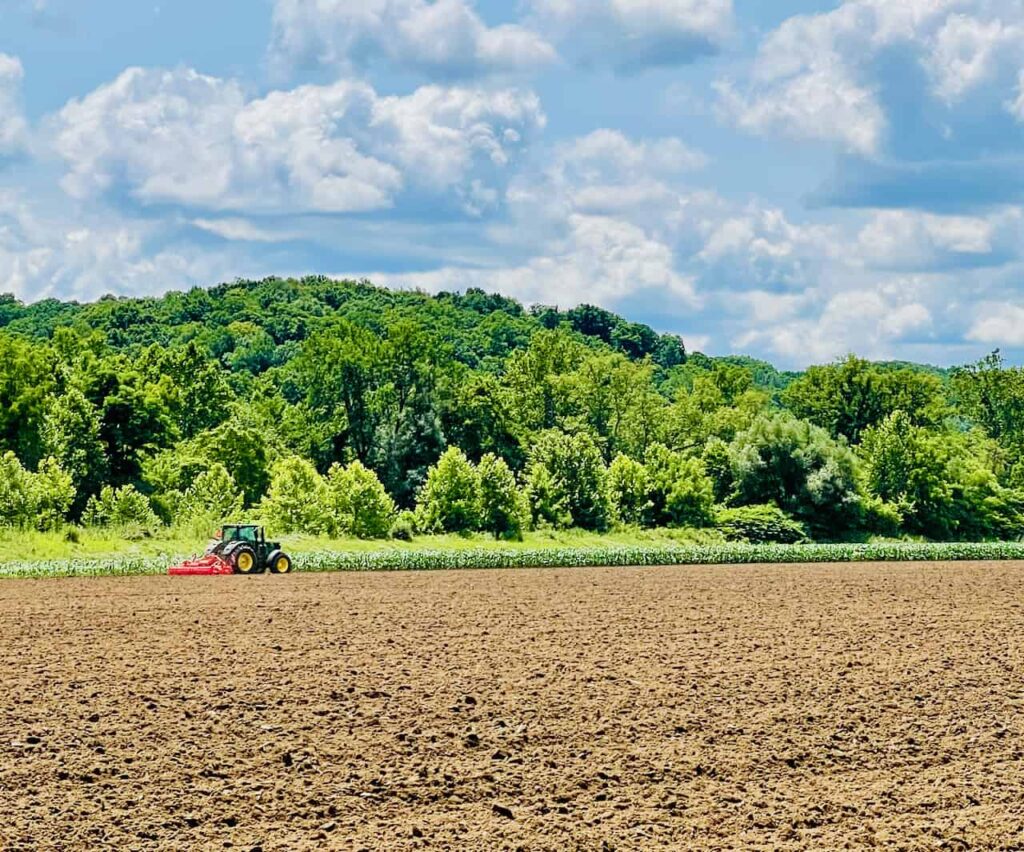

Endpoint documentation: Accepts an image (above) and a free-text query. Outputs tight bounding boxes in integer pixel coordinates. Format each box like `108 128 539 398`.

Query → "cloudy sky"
3 0 1024 366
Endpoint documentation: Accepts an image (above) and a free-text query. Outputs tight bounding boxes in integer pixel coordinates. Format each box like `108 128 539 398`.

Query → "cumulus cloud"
854 208 1021 269
377 212 697 308
968 301 1024 344
525 0 734 72
0 191 248 302
717 0 1024 155
371 128 708 309
0 54 28 156
269 0 556 79
52 67 545 217
734 283 934 363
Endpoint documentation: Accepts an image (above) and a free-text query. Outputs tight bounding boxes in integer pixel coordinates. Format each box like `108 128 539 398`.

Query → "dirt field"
3 563 1024 851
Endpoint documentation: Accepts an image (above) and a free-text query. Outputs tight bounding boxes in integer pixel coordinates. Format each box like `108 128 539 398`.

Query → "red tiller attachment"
168 553 235 576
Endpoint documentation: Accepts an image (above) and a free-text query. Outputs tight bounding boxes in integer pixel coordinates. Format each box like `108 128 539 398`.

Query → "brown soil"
2 562 1024 850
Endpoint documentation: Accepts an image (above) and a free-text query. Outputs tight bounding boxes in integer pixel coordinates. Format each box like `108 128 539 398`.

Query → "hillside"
0 276 1021 543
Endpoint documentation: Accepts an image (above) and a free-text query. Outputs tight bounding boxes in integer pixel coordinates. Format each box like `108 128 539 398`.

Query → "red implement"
168 554 235 576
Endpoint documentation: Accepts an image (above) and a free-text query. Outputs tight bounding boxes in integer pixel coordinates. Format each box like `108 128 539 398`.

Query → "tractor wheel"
268 551 293 574
231 545 259 575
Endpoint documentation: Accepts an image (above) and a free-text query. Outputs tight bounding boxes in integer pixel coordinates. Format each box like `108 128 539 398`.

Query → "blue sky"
3 0 1024 367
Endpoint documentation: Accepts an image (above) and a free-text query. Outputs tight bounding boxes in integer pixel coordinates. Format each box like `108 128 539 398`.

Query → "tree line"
0 277 1021 543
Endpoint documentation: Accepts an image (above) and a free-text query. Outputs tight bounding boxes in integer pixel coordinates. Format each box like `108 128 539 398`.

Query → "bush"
390 510 418 541
178 463 244 523
715 504 808 544
326 460 395 539
607 454 652 526
525 431 611 531
84 484 160 529
259 457 328 534
645 444 715 528
418 447 481 534
0 453 75 531
477 453 525 539
31 457 76 532
729 413 863 537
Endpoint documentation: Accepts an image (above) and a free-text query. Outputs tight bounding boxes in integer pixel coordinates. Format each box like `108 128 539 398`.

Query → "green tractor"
212 524 293 575
169 524 294 576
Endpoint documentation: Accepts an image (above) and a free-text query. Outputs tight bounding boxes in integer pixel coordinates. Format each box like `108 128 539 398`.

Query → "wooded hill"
0 276 1019 543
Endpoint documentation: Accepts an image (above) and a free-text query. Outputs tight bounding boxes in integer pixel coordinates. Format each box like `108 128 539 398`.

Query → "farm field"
3 562 1024 850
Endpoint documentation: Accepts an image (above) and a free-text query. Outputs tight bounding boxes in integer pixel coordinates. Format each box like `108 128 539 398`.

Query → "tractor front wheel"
268 551 293 574
231 545 259 575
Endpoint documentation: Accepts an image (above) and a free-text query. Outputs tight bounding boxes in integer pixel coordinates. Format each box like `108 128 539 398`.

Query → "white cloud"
526 0 734 72
269 0 556 79
52 67 545 216
0 191 245 302
376 212 697 308
1008 69 1024 119
930 14 1022 101
735 284 933 362
968 301 1024 344
717 0 1024 154
855 209 1013 268
190 217 301 243
0 54 28 156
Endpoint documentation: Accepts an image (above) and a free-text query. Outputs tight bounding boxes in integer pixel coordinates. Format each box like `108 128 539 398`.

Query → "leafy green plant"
477 453 525 540
417 447 481 533
83 484 160 529
715 504 808 544
325 460 396 539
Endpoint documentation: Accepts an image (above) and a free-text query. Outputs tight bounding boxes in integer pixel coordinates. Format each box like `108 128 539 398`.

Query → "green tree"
418 447 481 534
179 463 244 523
607 454 652 526
729 413 863 536
477 453 524 539
524 431 611 531
41 388 108 517
259 457 328 534
325 460 395 539
0 335 55 467
783 355 946 443
951 351 1024 455
644 444 715 528
0 451 37 528
84 484 160 529
31 457 76 531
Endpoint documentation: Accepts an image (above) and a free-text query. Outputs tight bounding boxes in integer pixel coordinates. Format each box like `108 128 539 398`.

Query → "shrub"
84 484 160 529
31 457 76 532
607 454 652 526
326 460 395 539
477 453 525 539
390 510 418 541
715 504 808 544
729 413 862 537
178 463 244 523
418 447 481 533
259 457 328 534
645 444 715 528
525 431 611 531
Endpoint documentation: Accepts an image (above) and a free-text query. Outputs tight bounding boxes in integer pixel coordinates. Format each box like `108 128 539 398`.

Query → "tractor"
168 524 293 576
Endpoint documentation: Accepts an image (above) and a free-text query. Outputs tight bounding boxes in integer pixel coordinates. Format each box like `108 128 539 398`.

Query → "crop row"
5 541 1024 579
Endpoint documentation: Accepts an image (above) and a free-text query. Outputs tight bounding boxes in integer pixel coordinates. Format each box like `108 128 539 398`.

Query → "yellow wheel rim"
275 557 290 574
237 552 254 573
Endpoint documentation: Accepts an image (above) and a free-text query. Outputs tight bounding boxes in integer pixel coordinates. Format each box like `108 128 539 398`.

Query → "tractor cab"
221 524 262 546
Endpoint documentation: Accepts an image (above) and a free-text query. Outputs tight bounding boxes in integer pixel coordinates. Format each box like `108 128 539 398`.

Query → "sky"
3 0 1024 367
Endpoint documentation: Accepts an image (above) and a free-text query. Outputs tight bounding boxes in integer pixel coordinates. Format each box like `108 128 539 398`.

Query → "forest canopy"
0 276 1021 544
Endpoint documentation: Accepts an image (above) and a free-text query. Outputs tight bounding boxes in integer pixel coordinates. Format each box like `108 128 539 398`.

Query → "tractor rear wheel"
231 545 259 575
268 551 293 574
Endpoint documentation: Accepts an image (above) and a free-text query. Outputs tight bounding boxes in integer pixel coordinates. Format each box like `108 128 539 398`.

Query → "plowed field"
3 562 1024 850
